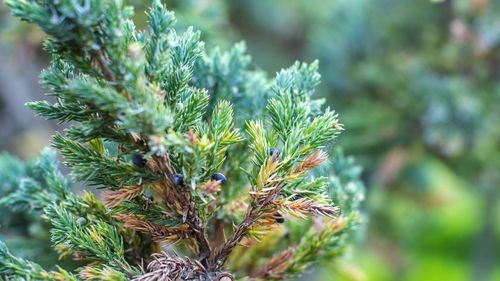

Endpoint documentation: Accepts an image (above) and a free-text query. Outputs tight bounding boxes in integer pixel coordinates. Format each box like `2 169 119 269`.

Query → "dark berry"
173 173 185 186
275 212 285 224
293 194 304 200
211 172 227 184
76 217 87 226
270 148 279 156
131 153 147 167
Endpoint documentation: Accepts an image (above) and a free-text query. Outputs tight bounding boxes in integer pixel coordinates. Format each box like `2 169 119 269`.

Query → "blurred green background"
0 0 499 280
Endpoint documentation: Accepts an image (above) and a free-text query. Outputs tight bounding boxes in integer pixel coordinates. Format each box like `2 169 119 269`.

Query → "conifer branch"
0 0 365 279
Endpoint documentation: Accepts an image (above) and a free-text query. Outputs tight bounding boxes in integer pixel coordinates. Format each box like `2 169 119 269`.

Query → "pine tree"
0 0 365 280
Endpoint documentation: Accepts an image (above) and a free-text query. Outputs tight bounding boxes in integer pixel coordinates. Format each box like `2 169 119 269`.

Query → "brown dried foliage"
202 180 222 194
294 150 328 174
276 198 339 219
114 214 191 243
251 247 296 279
132 253 234 281
102 185 146 208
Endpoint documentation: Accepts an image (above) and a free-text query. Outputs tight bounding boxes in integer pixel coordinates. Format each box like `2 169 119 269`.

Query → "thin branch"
210 182 283 270
93 51 114 81
152 154 213 267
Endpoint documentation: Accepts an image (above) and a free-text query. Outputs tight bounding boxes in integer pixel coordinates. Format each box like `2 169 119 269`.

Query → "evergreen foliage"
0 0 365 280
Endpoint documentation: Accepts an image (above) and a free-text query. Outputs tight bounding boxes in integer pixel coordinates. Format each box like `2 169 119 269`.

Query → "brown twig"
152 154 213 268
93 51 114 81
212 219 227 249
210 181 283 270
